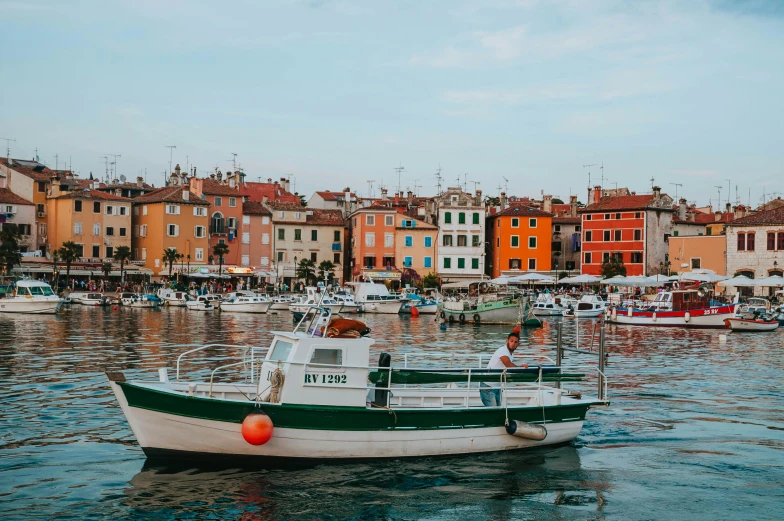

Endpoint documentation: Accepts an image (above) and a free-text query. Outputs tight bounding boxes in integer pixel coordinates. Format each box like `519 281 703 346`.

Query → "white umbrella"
718 275 758 287
560 274 603 284
680 270 729 283
600 275 627 285
509 273 553 282
648 274 673 284
489 276 511 284
752 275 784 287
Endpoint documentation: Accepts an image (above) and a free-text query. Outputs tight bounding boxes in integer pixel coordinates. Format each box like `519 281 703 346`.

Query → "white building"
307 189 359 217
725 207 784 296
436 187 486 282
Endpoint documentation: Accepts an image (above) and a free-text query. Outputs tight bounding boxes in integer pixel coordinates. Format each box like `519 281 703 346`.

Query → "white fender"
653 311 657 321
612 307 617 319
627 308 633 317
684 311 691 323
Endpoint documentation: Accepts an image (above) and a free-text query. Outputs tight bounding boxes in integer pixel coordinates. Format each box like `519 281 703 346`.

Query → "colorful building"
436 188 486 282
0 186 35 253
349 205 400 283
580 187 674 276
241 201 273 273
130 184 211 277
394 213 438 280
725 207 784 296
486 203 553 277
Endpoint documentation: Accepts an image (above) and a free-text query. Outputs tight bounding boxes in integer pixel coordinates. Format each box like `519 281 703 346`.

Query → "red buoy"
113 305 118 311
512 323 521 334
410 306 420 317
241 412 274 445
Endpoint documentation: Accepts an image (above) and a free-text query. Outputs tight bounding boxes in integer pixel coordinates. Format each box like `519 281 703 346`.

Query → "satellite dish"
120 175 127 183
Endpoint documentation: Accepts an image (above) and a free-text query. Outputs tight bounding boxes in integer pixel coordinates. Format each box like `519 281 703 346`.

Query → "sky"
1 0 782 208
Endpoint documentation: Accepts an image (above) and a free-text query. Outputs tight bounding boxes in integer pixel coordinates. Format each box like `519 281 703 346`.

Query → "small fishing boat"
289 287 343 314
106 308 609 462
532 294 577 317
570 295 608 317
270 295 296 311
119 292 160 309
606 287 737 328
221 295 272 313
331 291 361 313
157 289 189 307
400 293 439 314
0 280 64 314
724 316 779 331
347 281 406 314
439 281 541 326
70 292 108 306
186 296 215 311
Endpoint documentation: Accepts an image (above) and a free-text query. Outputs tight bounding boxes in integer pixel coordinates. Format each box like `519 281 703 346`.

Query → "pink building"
241 201 273 275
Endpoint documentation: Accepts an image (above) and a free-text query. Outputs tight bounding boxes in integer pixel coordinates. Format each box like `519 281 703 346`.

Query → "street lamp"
186 254 191 275
554 259 559 284
294 255 298 292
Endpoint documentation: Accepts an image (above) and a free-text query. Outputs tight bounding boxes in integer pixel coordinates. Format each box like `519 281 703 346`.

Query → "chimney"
262 195 268 203
169 172 180 186
407 190 413 202
500 191 507 209
569 195 578 217
679 198 687 220
216 170 223 182
182 174 189 186
381 188 389 201
210 172 216 180
182 187 189 201
652 186 661 199
175 164 181 174
280 177 289 191
543 194 553 214
725 202 731 213
229 177 236 188
267 178 272 183
475 189 482 205
136 176 143 188
394 191 400 204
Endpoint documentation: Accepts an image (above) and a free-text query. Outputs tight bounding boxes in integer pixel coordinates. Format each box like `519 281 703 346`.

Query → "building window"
584 252 592 264
311 230 318 241
631 252 643 263
472 258 479 270
384 233 394 247
585 230 592 242
457 258 465 269
458 213 466 224
195 226 206 238
554 224 561 232
603 252 610 263
211 213 225 234
552 241 562 252
457 235 467 247
334 230 341 242
364 256 376 268
634 229 642 241
529 237 537 248
768 232 776 251
509 258 521 269
603 230 611 242
405 236 413 247
615 213 621 220
691 258 701 269
119 206 127 216
472 235 480 247
277 251 284 262
166 205 180 215
473 213 480 224
575 225 581 232
141 248 147 260
511 236 519 247
242 232 250 244
105 247 113 259
403 256 413 268
311 252 317 262
92 245 100 258
333 253 340 263
39 223 47 236
105 205 114 216
119 228 127 237
214 197 222 207
443 235 453 247
262 233 269 244
93 201 101 213
529 218 537 228
240 254 249 266
294 212 301 219
194 207 206 217
226 217 237 229
443 257 451 269
585 214 592 221
278 228 285 240
106 227 114 236
747 233 755 251
142 205 147 216
778 232 784 250
424 256 432 268
604 214 610 220
444 212 452 224
365 232 375 246
295 229 302 241
424 236 432 248
614 230 621 241
167 224 179 237
385 215 394 226
528 258 536 270
511 218 519 228
366 215 375 226
140 224 147 237
37 181 46 193
74 200 82 212
737 233 746 251
229 197 236 207
635 212 641 219
195 248 203 261
93 223 101 236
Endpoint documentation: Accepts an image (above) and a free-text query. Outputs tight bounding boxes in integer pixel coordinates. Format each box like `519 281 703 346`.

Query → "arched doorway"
734 270 755 297
767 269 783 297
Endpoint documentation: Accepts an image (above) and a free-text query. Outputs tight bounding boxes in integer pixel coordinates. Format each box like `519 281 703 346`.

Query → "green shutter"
457 258 465 269
444 212 452 224
471 258 479 269
473 212 479 224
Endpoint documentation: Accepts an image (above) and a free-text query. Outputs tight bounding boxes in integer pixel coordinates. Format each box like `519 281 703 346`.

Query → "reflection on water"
0 308 782 520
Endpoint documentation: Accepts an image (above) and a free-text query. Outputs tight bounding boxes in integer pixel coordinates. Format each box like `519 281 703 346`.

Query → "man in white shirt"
480 332 528 407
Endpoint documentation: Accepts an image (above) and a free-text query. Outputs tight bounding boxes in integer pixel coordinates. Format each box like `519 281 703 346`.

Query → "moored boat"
70 291 108 306
347 281 406 314
106 308 609 462
289 287 343 314
572 295 608 317
120 292 160 309
157 289 189 307
186 296 215 311
724 317 779 332
532 294 577 317
270 295 296 311
0 280 64 314
439 281 541 326
220 295 272 313
606 288 736 328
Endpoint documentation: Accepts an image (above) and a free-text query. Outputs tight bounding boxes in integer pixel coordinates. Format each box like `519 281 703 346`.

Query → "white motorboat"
289 287 344 314
724 317 779 331
532 295 578 317
399 291 439 314
186 296 215 311
331 291 360 313
221 295 272 313
347 282 406 314
270 295 296 310
119 292 160 309
70 292 108 306
571 295 608 317
197 294 222 308
157 289 189 307
0 280 64 314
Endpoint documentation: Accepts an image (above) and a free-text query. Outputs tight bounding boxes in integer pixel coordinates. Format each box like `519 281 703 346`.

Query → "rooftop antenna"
55 153 59 171
100 156 109 180
670 183 682 201
463 173 469 192
229 152 238 172
165 145 176 176
715 185 722 209
394 164 405 194
470 180 481 192
34 147 39 162
725 178 731 207
502 176 509 193
583 164 598 188
435 165 443 195
1 137 15 161
109 153 122 179
649 176 655 190
600 162 605 188
367 179 375 198
413 179 422 197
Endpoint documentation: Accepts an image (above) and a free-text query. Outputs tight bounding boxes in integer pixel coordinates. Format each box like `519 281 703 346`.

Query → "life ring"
440 310 446 319
673 281 680 289
684 312 690 323
448 315 455 323
459 313 466 324
473 314 481 324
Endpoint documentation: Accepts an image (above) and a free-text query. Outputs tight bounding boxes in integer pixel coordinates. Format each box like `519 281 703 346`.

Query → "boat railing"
403 352 556 368
174 343 256 381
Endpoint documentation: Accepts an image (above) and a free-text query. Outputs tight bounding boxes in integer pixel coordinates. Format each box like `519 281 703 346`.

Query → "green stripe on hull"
119 382 595 431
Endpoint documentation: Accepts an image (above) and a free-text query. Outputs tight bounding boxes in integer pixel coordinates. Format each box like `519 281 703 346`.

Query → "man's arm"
499 356 528 368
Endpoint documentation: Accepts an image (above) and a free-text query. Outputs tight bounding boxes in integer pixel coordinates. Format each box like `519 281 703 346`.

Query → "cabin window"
310 348 343 366
269 340 294 362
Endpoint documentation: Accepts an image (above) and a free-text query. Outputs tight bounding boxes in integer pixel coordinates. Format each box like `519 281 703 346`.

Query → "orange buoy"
512 323 521 334
410 306 420 317
241 412 274 445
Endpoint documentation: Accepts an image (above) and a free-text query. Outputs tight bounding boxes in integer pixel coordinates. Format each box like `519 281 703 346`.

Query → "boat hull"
440 304 523 325
724 318 779 331
532 307 565 316
289 303 343 314
220 301 272 313
360 300 403 314
606 304 736 328
401 303 439 314
269 302 292 311
0 299 63 314
111 381 591 461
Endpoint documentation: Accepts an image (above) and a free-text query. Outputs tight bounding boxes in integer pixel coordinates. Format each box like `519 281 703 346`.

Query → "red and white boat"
724 317 779 332
605 288 737 328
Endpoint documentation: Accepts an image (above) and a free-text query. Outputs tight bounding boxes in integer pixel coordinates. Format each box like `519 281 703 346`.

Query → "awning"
361 269 401 280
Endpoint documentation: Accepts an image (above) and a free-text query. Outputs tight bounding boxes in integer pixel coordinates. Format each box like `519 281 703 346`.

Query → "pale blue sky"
1 0 782 207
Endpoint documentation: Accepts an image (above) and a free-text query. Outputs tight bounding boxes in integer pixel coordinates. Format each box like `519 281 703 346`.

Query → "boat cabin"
13 281 57 297
649 289 713 312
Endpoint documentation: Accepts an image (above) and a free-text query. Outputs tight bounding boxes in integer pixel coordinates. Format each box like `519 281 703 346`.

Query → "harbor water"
1 307 782 520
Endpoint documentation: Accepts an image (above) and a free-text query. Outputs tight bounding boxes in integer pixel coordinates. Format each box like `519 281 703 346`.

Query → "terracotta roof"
242 200 271 216
0 188 34 206
132 186 208 205
693 212 734 224
265 201 306 211
244 182 300 203
306 209 344 226
728 207 784 226
199 178 249 197
551 203 572 215
49 189 130 201
315 190 357 201
0 157 58 182
492 203 553 218
98 181 153 191
553 216 580 225
581 194 673 212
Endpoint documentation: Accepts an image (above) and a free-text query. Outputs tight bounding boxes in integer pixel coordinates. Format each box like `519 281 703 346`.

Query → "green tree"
317 260 336 285
296 258 316 285
422 272 439 289
113 245 132 283
162 248 179 279
101 260 113 284
52 249 61 289
401 268 422 288
57 241 82 283
212 243 230 276
601 257 627 278
552 198 564 204
0 223 23 277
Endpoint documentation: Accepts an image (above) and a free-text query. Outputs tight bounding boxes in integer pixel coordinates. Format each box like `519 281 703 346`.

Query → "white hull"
112 388 582 460
725 318 779 331
125 301 158 309
574 308 605 318
360 300 404 314
532 307 565 316
220 301 272 313
442 305 521 324
186 302 214 311
401 303 439 314
164 299 188 307
289 303 343 314
270 302 292 310
607 308 736 328
334 303 359 314
0 299 63 314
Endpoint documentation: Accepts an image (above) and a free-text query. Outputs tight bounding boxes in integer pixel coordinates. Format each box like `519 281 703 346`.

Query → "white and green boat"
107 309 607 463
439 281 541 326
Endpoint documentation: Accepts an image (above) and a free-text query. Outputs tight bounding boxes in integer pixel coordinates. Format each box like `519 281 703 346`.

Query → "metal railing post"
598 326 606 401
556 322 563 390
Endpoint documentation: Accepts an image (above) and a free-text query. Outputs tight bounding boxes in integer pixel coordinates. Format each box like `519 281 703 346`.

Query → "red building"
580 186 674 276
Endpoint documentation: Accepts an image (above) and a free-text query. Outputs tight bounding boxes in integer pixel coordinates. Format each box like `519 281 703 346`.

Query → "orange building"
486 203 553 277
189 171 247 268
47 186 132 260
349 206 400 282
394 213 437 279
131 184 211 277
241 201 273 272
668 235 726 275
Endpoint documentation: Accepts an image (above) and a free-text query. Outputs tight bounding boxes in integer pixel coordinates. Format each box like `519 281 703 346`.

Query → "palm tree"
113 245 132 284
212 243 230 276
52 249 60 290
101 261 113 285
317 260 336 285
162 248 179 279
296 258 317 286
57 241 81 286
